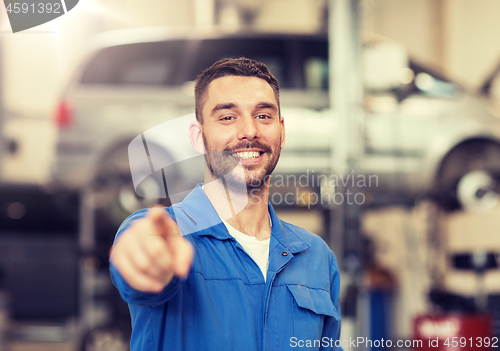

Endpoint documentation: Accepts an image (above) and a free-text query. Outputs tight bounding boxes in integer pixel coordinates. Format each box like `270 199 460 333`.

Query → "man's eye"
256 115 271 119
220 116 235 121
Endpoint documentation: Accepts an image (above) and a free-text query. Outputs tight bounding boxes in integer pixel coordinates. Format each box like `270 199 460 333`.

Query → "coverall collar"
173 184 310 255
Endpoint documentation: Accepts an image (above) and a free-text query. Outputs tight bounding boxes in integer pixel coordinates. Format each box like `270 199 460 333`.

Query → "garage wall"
444 0 500 88
362 0 443 69
363 0 500 88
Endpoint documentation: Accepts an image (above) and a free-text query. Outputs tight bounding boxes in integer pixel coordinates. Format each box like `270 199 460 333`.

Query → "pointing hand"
110 207 194 293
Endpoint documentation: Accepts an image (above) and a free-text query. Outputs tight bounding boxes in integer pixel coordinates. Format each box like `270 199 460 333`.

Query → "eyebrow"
210 102 278 117
256 102 278 112
211 103 237 116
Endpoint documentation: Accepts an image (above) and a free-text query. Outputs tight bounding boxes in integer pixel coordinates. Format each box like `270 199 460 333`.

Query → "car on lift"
51 27 500 230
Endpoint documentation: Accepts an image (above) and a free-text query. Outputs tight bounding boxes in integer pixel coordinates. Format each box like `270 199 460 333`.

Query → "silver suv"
52 27 500 226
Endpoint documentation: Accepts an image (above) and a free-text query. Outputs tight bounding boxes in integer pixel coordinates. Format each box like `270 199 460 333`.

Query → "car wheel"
94 144 174 228
435 141 500 212
80 325 130 351
456 169 499 212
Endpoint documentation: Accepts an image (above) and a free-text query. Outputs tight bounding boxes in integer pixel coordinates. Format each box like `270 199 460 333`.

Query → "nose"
237 115 259 141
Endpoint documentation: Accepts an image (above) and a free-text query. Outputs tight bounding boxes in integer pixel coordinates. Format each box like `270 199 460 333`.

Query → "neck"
202 177 271 240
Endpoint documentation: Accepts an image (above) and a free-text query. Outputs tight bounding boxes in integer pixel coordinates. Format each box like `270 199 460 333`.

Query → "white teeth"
232 151 260 159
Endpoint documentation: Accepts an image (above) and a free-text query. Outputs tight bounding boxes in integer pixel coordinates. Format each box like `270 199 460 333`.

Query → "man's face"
200 75 285 191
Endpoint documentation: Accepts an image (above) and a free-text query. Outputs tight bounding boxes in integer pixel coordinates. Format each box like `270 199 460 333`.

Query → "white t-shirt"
221 218 271 281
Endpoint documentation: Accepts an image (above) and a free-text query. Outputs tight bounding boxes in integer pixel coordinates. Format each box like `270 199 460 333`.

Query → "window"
80 40 186 86
79 35 330 90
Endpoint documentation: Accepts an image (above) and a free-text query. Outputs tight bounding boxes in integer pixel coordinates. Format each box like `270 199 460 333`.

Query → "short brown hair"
194 57 280 123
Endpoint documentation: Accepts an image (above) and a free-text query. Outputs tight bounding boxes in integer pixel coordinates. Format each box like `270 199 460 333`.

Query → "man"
110 57 342 350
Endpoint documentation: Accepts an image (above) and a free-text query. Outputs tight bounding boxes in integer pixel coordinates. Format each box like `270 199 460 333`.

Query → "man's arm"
109 207 194 305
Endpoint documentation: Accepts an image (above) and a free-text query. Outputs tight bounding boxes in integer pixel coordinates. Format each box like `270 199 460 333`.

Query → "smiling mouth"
230 151 264 159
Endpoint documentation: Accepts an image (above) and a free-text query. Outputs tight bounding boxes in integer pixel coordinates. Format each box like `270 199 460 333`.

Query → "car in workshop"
51 27 500 231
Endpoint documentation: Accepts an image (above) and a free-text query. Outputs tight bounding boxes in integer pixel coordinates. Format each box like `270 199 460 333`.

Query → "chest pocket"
287 284 341 341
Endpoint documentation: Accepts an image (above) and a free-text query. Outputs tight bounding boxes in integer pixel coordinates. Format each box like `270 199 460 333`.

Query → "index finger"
148 207 182 239
147 206 193 278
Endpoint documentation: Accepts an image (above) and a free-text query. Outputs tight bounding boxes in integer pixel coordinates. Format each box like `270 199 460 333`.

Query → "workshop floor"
9 341 74 351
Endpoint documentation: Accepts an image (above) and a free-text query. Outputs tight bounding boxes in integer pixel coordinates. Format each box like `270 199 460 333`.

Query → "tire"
93 144 176 229
80 324 131 351
435 141 500 212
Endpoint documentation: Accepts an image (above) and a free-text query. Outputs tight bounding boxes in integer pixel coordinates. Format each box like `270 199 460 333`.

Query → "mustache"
224 140 272 154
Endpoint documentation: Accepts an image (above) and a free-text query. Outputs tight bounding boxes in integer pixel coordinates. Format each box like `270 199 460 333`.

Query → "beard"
202 133 281 193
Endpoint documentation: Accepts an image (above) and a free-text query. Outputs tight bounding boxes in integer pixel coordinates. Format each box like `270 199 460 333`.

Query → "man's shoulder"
115 204 216 241
116 208 149 234
115 207 170 241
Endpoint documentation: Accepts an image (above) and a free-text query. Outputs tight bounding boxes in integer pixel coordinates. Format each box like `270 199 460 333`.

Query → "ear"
279 115 285 150
189 120 205 154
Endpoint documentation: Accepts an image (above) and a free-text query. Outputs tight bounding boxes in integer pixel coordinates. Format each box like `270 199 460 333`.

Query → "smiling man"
110 57 342 351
